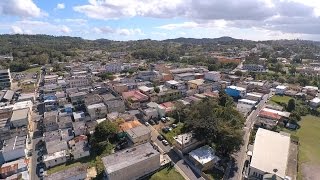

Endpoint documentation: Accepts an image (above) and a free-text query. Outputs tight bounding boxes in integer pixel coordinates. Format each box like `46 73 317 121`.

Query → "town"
0 34 319 180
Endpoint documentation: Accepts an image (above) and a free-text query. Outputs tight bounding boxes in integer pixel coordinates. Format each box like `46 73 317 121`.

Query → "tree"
293 55 302 64
154 87 160 93
93 121 119 143
234 70 243 76
287 99 296 112
289 66 296 75
218 90 233 107
274 62 283 73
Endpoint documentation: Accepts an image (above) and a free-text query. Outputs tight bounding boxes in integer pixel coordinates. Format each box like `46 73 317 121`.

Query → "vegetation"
98 72 115 81
149 166 184 180
287 99 296 112
161 122 184 144
203 168 224 180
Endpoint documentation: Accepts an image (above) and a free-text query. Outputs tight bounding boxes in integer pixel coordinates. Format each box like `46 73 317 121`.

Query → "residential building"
122 90 149 109
275 85 288 95
43 111 59 132
69 92 87 108
10 108 30 128
174 73 195 81
242 64 266 72
73 121 86 136
102 143 160 180
204 71 221 82
105 63 122 73
104 99 126 113
165 80 186 90
17 93 35 103
125 125 151 146
0 136 26 162
84 94 103 106
67 76 90 88
249 128 291 180
46 140 68 154
173 133 205 154
238 99 257 106
245 92 263 101
45 165 87 180
0 158 28 179
43 150 67 168
225 86 246 98
68 135 90 160
137 71 160 81
189 145 220 171
188 79 205 90
44 75 58 84
86 103 108 120
57 116 73 129
156 90 182 103
255 110 281 129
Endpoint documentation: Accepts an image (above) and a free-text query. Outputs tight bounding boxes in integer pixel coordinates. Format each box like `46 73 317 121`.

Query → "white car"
144 122 150 126
162 140 169 146
39 168 44 177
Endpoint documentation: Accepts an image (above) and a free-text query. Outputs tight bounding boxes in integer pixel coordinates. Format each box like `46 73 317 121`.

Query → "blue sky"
1 0 320 40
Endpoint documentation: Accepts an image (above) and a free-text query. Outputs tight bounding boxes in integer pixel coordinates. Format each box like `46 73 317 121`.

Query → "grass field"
161 123 184 144
150 166 184 180
270 95 292 104
23 67 41 73
284 115 320 179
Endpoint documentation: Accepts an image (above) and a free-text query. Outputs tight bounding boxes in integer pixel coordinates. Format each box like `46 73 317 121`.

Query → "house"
165 80 186 91
248 128 291 180
174 73 195 81
255 110 282 129
0 158 28 179
43 111 59 132
69 92 87 108
156 90 182 103
142 108 158 120
225 86 246 98
104 99 126 113
122 90 149 109
242 64 266 72
0 136 26 163
137 71 160 81
237 103 254 117
10 108 30 128
118 120 142 131
43 150 68 169
204 71 221 82
245 92 263 101
189 145 220 171
238 99 257 106
44 130 61 142
84 94 103 105
101 143 160 180
46 140 68 154
125 125 151 146
275 85 288 95
173 133 205 154
72 111 85 122
45 165 87 180
57 116 73 129
72 121 86 136
17 93 35 103
0 69 12 89
138 86 154 94
44 75 58 84
188 79 205 90
86 103 108 120
105 63 122 73
310 97 320 108
60 128 74 142
2 90 14 102
68 135 90 160
67 76 90 88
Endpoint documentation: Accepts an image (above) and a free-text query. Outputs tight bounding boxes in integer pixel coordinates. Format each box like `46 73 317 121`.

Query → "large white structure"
43 150 67 168
102 143 160 180
10 108 30 128
189 145 220 171
0 136 26 162
249 128 291 179
275 85 288 95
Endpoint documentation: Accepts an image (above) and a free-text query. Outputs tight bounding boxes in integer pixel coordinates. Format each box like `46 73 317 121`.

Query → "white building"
310 97 320 108
242 64 266 72
189 145 220 171
105 63 122 73
238 99 257 106
102 143 160 180
67 76 90 88
204 71 221 82
86 103 108 120
43 150 67 168
275 85 288 95
245 92 263 101
249 128 291 179
0 136 26 162
10 108 30 128
173 133 205 154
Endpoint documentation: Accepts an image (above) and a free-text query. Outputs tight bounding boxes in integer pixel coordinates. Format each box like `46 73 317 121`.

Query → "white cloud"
94 26 144 36
56 3 65 10
60 25 71 33
11 25 23 34
0 0 45 18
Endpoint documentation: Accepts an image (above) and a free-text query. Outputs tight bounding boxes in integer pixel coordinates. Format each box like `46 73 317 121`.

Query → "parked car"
162 127 169 133
149 120 155 125
37 156 43 162
161 117 166 123
39 168 44 177
154 119 159 124
162 140 169 146
171 124 178 128
157 135 164 141
144 122 150 126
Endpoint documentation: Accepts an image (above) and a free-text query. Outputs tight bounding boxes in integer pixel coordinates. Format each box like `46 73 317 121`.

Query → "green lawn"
284 115 320 179
270 95 292 104
149 166 184 180
161 123 184 144
47 162 83 174
23 67 41 73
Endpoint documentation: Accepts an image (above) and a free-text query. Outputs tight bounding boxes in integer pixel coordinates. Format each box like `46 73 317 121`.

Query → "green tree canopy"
287 99 296 112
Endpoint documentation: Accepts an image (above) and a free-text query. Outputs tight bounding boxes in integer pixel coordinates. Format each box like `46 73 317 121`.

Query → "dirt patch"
301 163 320 180
86 167 97 179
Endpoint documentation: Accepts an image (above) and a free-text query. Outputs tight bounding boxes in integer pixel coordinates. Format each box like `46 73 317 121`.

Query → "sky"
1 0 320 41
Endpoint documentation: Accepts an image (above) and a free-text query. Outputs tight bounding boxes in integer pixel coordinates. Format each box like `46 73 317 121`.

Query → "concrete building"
125 125 151 146
104 99 126 113
43 111 59 132
102 143 160 180
0 69 12 89
156 90 182 104
242 64 266 72
10 108 30 128
188 79 205 90
310 97 320 108
0 158 28 179
204 71 221 82
245 92 263 101
189 145 220 171
67 76 90 88
249 128 291 179
174 73 195 81
122 90 149 109
72 121 86 136
275 85 288 95
173 133 205 154
44 75 58 84
43 150 67 169
68 135 90 160
105 63 122 73
46 140 68 154
225 86 246 98
0 136 26 162
86 103 108 120
238 99 257 106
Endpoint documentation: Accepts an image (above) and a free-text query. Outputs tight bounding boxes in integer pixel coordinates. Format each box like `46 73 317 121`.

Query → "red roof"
258 110 281 120
122 90 149 102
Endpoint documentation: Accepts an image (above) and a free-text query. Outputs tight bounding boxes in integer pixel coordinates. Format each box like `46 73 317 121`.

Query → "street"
227 92 271 180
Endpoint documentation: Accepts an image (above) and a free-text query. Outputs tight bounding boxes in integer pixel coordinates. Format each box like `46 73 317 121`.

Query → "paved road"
227 92 271 180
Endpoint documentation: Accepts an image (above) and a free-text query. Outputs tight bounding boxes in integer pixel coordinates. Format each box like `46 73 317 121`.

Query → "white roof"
166 80 180 85
238 99 257 105
87 103 106 109
43 150 66 161
246 92 263 98
250 128 290 178
262 108 291 118
138 86 153 92
276 85 287 90
227 85 246 91
303 86 318 91
311 97 320 103
189 145 220 165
